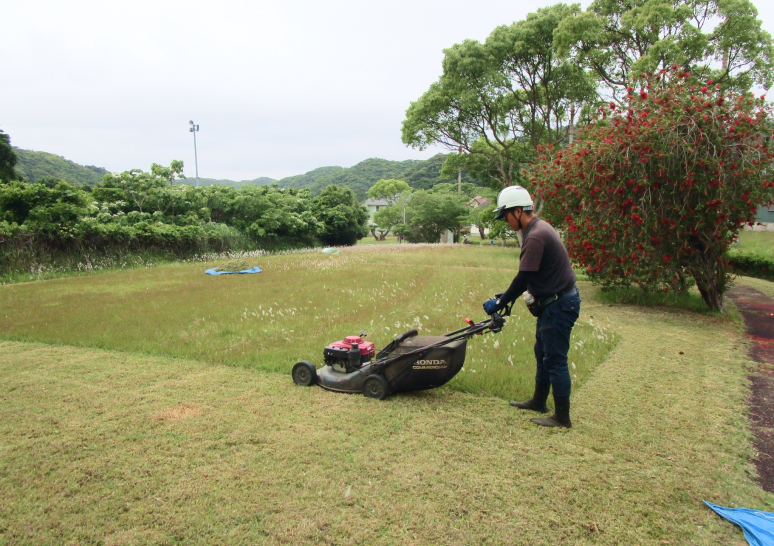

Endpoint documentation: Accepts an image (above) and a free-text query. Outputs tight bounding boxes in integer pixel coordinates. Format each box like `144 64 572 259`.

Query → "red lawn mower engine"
323 335 376 374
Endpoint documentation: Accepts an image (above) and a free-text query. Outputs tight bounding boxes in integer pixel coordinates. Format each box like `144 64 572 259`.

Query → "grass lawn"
1 245 773 544
737 230 774 256
0 245 614 400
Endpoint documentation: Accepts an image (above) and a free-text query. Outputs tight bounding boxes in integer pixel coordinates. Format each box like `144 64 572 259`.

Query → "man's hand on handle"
483 298 500 315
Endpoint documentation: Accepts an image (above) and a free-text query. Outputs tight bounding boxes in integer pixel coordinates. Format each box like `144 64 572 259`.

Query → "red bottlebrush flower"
701 86 708 93
708 79 713 85
640 157 648 163
663 255 671 262
627 86 634 93
640 92 649 100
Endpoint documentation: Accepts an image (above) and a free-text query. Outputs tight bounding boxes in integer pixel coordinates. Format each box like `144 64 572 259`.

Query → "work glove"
483 298 500 315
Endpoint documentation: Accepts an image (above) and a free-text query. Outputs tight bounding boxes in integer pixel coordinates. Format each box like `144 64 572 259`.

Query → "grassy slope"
1 260 773 543
0 246 614 401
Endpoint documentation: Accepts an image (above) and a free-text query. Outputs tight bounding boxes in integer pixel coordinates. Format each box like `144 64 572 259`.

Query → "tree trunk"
692 252 728 312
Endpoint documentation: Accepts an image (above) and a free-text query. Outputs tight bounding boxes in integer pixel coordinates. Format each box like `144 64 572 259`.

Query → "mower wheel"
292 361 317 387
363 374 390 400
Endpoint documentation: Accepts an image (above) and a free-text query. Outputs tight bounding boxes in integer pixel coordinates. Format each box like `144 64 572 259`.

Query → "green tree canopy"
0 180 89 234
0 130 19 183
403 191 470 243
373 204 405 239
402 4 598 190
554 0 774 98
367 179 411 204
312 185 369 246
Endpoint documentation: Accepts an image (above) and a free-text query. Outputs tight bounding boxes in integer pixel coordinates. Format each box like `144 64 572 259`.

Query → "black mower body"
314 334 467 395
291 307 510 400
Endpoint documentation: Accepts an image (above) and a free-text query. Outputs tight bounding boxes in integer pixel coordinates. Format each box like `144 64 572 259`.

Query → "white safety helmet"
493 185 533 220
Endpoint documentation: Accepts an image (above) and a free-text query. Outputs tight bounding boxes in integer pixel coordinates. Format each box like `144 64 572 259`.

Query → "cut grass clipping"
215 260 252 272
0 245 615 400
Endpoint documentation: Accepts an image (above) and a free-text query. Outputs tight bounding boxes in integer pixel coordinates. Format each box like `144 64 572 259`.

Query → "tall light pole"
189 120 200 186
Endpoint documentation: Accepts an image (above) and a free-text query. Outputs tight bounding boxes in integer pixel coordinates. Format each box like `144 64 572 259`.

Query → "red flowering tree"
530 69 774 311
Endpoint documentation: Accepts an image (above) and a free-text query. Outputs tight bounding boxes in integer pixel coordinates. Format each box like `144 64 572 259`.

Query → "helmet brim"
494 207 507 220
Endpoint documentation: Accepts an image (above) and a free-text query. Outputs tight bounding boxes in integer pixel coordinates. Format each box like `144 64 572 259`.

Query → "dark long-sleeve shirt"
498 217 576 308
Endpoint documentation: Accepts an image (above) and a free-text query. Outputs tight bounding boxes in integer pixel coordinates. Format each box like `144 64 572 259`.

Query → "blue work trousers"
534 288 581 398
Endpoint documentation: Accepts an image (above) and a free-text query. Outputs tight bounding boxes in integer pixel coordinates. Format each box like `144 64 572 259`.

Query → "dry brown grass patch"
155 403 203 421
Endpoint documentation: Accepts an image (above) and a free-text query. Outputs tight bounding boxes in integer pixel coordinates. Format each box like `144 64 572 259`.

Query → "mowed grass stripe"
0 246 615 400
0 290 771 544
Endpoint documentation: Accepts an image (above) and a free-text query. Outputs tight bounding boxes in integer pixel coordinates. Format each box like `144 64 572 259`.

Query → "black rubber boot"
509 381 550 413
530 395 572 428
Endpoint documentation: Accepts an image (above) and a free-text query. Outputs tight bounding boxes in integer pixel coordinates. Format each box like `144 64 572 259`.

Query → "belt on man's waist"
536 284 577 308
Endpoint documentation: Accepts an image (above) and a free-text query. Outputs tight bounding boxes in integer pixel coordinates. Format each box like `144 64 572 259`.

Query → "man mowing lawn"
483 186 580 428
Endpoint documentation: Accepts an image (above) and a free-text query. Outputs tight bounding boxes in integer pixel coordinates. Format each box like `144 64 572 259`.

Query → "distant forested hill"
12 148 482 200
274 154 480 200
14 148 108 186
172 176 275 188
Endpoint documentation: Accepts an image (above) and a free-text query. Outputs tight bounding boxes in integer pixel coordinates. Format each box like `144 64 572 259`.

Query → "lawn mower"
291 301 513 400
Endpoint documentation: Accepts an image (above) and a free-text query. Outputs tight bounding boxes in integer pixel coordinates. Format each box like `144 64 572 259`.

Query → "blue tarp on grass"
205 267 262 275
704 501 774 546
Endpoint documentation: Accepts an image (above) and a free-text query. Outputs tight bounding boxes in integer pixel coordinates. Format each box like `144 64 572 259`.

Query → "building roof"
364 198 391 207
469 196 490 207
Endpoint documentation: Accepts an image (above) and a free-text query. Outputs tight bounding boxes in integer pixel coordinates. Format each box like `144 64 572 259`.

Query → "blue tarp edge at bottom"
205 267 262 275
704 501 774 546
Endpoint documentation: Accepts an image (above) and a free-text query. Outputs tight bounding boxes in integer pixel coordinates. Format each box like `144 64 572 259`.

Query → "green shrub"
727 251 774 281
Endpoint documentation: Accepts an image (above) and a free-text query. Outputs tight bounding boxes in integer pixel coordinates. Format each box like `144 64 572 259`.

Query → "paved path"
728 286 774 494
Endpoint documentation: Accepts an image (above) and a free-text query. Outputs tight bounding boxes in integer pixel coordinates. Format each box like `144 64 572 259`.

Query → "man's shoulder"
525 218 555 240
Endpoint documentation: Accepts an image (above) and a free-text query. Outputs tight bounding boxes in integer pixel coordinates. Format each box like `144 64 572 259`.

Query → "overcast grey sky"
3 0 774 181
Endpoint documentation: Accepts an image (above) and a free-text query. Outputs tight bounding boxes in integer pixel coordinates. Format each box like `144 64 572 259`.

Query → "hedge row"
728 251 774 282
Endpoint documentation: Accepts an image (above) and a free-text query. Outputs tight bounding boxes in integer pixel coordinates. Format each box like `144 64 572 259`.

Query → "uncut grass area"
736 230 774 256
0 244 615 400
1 287 773 544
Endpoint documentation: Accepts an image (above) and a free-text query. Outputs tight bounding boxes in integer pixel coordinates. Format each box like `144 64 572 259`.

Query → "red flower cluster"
529 69 774 309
